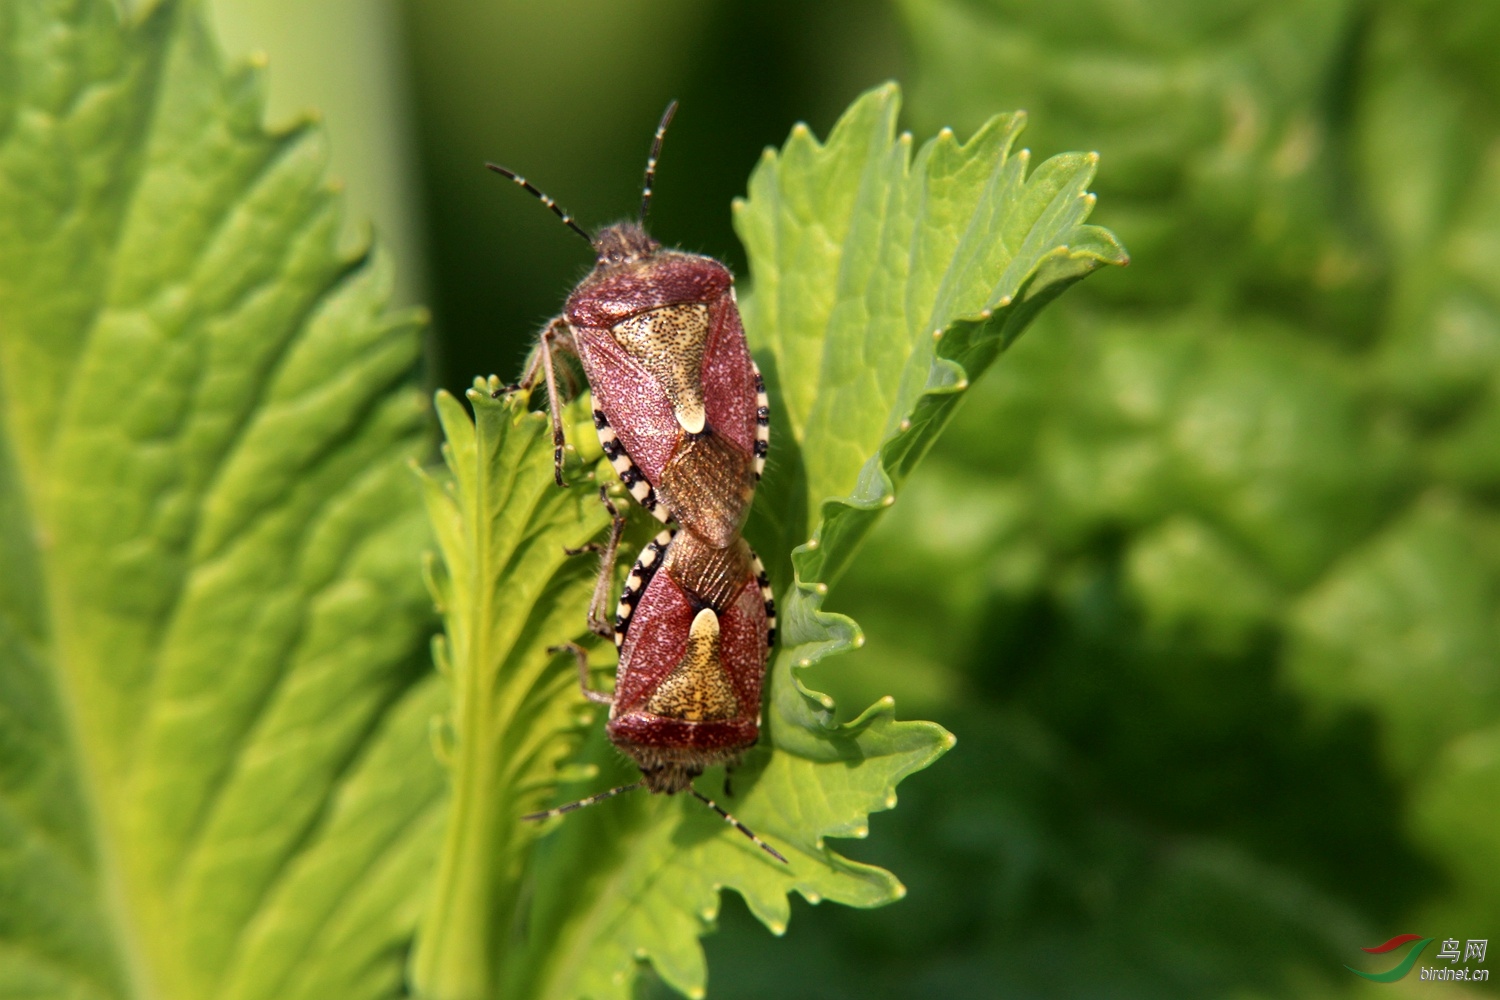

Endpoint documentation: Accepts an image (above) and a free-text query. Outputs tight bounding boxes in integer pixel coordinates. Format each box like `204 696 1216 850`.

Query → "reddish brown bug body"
607 527 774 792
567 225 766 546
534 494 782 861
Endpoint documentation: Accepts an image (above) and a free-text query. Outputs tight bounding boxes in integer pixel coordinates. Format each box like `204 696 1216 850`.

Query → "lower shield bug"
488 101 769 548
528 492 783 862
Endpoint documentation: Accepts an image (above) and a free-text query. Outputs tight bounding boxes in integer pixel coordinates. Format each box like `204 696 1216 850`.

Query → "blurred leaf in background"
209 0 429 308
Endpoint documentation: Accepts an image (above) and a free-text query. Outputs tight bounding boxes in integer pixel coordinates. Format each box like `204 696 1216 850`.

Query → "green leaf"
0 2 441 998
407 385 612 1000
735 82 1122 762
738 83 1125 592
415 83 1122 1000
894 0 1376 317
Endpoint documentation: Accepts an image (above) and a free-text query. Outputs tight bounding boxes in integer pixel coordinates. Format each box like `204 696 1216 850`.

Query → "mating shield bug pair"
490 103 783 861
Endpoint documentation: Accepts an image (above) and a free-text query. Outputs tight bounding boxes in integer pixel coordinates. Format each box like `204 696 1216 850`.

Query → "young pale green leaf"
485 83 1124 1000
0 2 441 999
409 384 613 1000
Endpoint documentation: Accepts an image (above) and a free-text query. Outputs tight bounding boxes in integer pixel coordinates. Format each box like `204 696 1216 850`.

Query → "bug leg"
495 317 576 484
536 318 572 487
722 764 736 799
580 488 627 641
498 316 574 396
550 641 614 705
494 343 544 398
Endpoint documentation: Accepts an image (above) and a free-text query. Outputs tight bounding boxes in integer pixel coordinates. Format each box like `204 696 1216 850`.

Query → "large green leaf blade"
0 2 443 998
0 429 123 1000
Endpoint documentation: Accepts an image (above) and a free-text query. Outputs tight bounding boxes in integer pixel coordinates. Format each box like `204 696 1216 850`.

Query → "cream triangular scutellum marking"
675 402 707 435
690 606 718 640
644 607 739 722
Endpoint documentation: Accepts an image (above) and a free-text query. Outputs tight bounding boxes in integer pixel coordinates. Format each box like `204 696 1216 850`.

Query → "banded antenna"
521 780 643 820
640 100 679 225
485 162 593 245
522 779 788 864
689 789 787 863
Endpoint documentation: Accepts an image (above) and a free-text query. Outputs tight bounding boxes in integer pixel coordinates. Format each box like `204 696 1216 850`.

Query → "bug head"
591 222 661 268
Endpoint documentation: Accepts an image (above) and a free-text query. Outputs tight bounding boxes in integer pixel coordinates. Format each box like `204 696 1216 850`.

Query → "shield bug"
529 494 783 862
488 101 770 547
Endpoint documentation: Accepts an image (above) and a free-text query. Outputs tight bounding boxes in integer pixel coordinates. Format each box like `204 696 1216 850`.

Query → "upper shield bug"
529 491 784 863
488 101 770 548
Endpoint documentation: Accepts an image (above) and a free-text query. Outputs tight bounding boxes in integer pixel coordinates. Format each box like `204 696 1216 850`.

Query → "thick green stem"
410 677 501 999
411 405 503 1000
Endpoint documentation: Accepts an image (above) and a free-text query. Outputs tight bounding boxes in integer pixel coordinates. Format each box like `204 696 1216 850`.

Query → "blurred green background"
209 0 1500 996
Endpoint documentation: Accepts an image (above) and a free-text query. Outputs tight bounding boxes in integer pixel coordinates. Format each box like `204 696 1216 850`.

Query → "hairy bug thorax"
492 103 783 862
